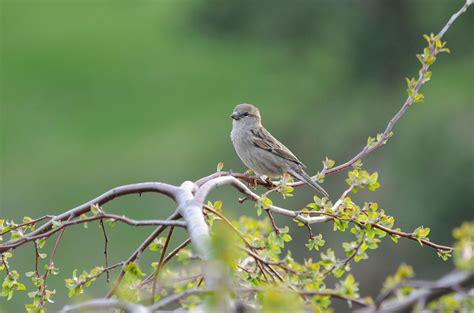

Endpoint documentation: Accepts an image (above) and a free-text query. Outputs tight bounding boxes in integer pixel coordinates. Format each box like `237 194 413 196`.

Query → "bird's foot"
244 176 258 188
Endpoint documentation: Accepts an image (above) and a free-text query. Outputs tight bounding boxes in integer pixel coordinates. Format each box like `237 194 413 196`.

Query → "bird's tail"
290 169 329 198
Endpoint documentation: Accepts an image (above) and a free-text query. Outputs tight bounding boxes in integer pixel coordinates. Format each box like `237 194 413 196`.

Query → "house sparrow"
230 103 329 198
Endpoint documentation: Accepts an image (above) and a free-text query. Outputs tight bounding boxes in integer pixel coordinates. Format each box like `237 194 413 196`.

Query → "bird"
230 103 329 198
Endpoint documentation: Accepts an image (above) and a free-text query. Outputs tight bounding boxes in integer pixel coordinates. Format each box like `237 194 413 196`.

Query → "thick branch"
0 212 186 252
0 182 179 252
177 181 224 291
197 175 329 224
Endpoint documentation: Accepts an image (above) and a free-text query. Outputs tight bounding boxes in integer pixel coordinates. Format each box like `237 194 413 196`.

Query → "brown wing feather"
251 128 306 168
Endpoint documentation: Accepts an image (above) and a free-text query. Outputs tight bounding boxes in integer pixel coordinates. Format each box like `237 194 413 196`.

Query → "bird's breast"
231 127 283 177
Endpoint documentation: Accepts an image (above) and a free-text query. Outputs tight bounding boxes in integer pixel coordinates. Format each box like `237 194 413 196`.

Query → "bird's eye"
243 112 249 117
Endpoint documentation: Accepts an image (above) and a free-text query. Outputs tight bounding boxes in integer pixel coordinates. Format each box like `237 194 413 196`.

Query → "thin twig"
300 210 452 252
265 209 280 234
304 223 314 239
0 215 55 236
0 213 186 251
161 238 192 267
40 215 71 305
243 248 284 282
99 219 110 282
325 233 366 277
0 254 11 276
0 182 179 253
203 205 288 284
105 211 180 298
33 241 40 276
203 205 253 248
151 226 175 304
140 238 193 287
150 286 370 310
77 262 125 289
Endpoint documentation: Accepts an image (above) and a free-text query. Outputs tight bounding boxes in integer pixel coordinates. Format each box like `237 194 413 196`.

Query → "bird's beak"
231 112 240 120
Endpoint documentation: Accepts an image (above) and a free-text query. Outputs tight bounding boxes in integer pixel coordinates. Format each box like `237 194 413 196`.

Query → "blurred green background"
1 0 473 311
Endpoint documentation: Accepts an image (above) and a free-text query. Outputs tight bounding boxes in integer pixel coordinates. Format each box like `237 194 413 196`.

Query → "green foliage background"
0 0 472 311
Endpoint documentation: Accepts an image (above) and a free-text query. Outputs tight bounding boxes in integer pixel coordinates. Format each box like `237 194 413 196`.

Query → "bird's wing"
251 127 306 168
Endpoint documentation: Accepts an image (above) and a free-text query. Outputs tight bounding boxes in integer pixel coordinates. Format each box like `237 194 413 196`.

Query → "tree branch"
358 270 474 313
150 286 370 310
60 299 150 313
150 225 174 303
106 211 181 298
0 213 186 252
0 182 180 252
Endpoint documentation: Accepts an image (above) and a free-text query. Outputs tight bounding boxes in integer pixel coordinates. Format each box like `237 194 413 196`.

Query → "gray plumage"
230 103 329 198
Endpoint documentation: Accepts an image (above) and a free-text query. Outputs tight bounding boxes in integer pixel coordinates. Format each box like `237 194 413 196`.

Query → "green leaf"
333 219 348 232
22 216 33 224
256 197 273 216
306 235 325 251
10 231 22 240
123 262 145 278
323 157 335 169
149 237 166 251
281 233 292 243
52 220 62 229
334 267 346 278
415 92 424 101
279 226 289 234
338 274 360 298
413 226 430 239
260 197 273 208
36 239 46 249
425 54 436 65
7 289 14 300
90 204 101 216
437 250 451 261
16 283 26 291
279 185 294 198
213 200 223 211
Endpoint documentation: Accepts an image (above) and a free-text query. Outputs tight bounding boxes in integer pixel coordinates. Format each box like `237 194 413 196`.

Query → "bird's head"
231 103 261 126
